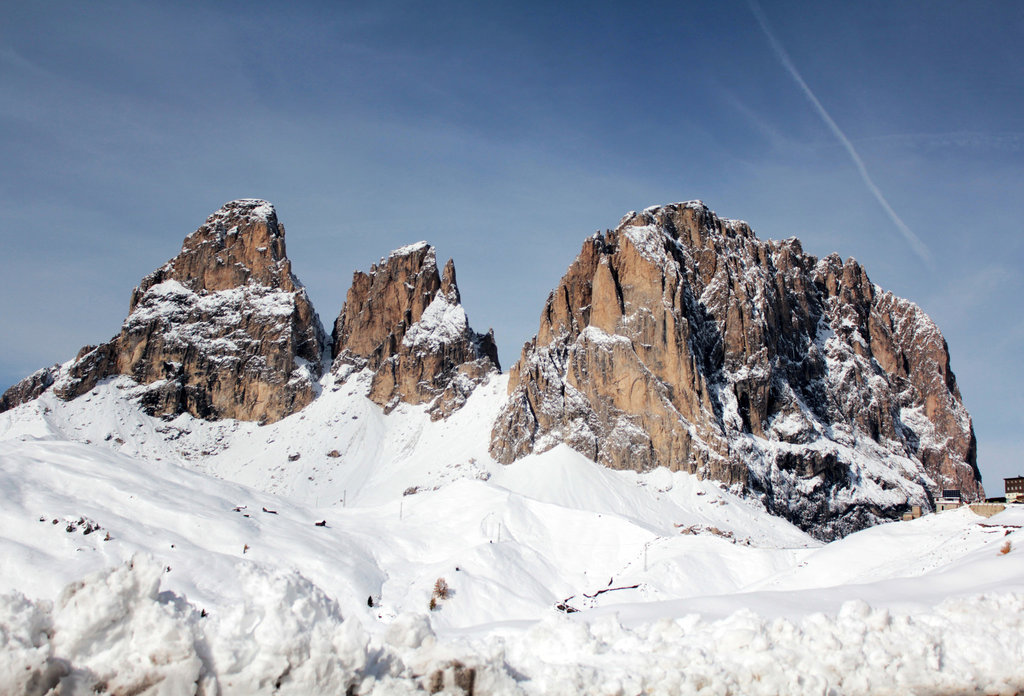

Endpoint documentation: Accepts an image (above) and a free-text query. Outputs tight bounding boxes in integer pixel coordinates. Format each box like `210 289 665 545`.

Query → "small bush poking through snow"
429 578 451 611
433 578 450 600
1000 541 1012 555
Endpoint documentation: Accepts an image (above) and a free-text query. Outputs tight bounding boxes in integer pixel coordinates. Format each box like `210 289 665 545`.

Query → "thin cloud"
747 0 934 269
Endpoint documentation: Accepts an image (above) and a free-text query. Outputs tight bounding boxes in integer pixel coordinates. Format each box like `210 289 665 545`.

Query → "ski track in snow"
1 372 1022 694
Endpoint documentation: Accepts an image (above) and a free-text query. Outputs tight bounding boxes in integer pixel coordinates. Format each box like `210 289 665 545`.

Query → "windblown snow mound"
0 558 404 695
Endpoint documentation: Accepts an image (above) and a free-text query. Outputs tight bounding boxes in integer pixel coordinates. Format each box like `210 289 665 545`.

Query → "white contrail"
748 0 934 268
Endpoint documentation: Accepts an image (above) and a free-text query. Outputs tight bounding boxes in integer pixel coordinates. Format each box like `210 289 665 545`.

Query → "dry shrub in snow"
432 578 450 600
1000 541 1012 555
429 578 451 611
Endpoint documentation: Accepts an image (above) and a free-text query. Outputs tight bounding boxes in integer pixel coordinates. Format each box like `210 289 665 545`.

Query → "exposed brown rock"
1 199 326 423
331 242 499 419
0 365 59 413
491 201 981 538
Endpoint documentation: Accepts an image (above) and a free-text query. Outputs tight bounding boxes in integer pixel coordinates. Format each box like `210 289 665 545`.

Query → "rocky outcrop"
491 201 981 539
1 199 326 423
331 242 499 419
0 365 59 413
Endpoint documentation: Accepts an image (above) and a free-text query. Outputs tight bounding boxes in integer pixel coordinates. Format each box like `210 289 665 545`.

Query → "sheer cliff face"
331 242 500 419
491 202 981 538
3 199 326 423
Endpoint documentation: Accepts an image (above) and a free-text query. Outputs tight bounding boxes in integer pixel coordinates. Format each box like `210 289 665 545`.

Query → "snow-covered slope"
1 374 1022 694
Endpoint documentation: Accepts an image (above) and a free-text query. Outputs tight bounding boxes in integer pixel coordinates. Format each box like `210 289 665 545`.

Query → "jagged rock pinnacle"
331 243 499 419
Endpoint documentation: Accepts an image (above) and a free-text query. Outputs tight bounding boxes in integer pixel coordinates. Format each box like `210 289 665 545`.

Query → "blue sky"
2 1 1022 488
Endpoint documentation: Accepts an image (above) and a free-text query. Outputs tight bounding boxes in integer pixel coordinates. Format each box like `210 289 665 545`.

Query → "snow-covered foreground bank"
4 557 1024 695
1 374 1023 694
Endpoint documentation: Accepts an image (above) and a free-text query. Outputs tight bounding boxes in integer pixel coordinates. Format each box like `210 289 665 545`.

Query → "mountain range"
1 198 981 540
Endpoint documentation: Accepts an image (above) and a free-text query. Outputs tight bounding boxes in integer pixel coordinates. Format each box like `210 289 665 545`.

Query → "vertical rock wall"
491 202 981 538
331 243 499 419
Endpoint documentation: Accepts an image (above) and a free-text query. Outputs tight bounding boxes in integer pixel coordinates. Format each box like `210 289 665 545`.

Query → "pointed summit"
2 199 326 423
440 257 460 303
132 199 299 303
332 243 499 419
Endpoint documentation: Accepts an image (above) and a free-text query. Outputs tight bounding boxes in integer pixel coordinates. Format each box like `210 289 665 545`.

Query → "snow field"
1 371 1023 693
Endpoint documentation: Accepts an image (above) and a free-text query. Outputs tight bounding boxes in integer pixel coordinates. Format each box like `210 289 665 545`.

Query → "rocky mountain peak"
332 243 499 419
440 257 460 303
619 201 756 245
1 200 325 424
491 201 981 539
331 241 439 362
130 199 299 311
